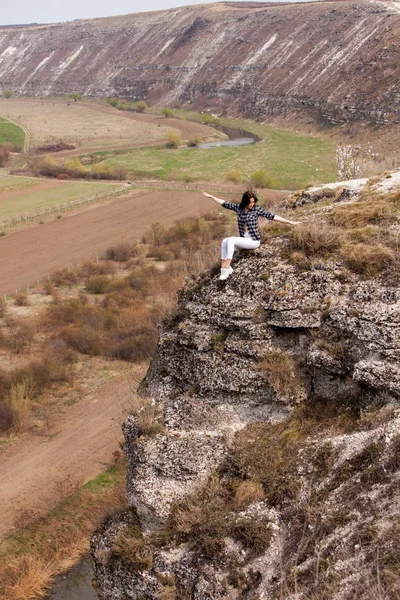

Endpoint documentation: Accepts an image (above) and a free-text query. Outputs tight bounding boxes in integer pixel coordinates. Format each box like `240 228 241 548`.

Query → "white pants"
221 233 260 260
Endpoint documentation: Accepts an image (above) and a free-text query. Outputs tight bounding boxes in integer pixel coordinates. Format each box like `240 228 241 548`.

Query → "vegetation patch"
259 349 300 398
0 459 127 600
0 117 24 149
98 112 335 189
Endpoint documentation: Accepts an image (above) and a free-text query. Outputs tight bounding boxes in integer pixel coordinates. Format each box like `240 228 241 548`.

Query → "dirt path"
0 188 217 296
0 366 145 540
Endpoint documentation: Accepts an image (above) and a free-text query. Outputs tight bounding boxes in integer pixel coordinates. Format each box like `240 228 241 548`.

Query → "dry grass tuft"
329 197 398 229
234 480 265 506
259 349 300 397
5 555 55 600
287 224 341 256
133 397 164 437
340 243 395 276
6 381 33 433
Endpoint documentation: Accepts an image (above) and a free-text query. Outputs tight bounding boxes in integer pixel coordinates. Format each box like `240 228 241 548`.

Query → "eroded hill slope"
0 1 400 125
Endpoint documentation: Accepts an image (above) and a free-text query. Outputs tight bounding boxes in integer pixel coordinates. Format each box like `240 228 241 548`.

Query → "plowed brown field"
1 188 219 296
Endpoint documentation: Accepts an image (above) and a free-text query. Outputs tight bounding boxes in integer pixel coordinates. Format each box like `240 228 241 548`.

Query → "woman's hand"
201 191 225 205
273 215 301 226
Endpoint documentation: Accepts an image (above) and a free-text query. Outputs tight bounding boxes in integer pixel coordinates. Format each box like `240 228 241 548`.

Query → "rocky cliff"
91 175 400 599
1 1 400 125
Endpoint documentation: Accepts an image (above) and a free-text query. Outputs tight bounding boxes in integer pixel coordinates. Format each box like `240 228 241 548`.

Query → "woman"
202 190 300 280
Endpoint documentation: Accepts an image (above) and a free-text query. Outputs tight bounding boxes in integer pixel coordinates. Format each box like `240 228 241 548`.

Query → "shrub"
36 141 75 153
85 276 110 294
51 268 78 287
106 98 119 107
68 92 82 102
107 327 157 362
187 135 202 147
5 317 36 353
165 130 182 148
91 164 127 180
230 515 273 556
4 89 13 98
200 113 220 127
11 352 72 396
142 222 167 246
161 107 174 118
42 297 94 328
6 381 33 433
64 157 89 178
225 169 243 184
78 260 115 278
37 156 61 178
250 169 282 189
61 326 105 356
136 100 148 113
14 292 29 306
105 243 132 262
340 243 395 276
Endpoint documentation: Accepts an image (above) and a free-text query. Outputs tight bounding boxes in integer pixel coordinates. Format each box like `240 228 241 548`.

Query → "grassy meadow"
0 176 126 220
0 117 25 148
97 115 336 189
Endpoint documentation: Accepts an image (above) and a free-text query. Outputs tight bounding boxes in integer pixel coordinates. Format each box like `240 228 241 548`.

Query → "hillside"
0 1 399 125
91 174 400 599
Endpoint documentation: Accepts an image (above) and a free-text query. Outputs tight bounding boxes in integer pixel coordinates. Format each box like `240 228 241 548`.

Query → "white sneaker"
227 267 233 275
219 268 231 280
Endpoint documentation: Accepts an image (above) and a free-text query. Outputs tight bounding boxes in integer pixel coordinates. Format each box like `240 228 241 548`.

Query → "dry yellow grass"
340 243 395 276
6 381 33 434
0 99 173 150
288 224 341 256
234 480 265 506
329 197 397 228
0 460 127 600
260 350 301 398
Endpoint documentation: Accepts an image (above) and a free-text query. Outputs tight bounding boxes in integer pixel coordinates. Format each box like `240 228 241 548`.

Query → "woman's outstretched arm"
273 214 301 225
202 192 225 205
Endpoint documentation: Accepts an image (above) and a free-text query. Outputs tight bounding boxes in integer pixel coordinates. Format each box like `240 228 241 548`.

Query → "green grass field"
99 115 336 190
0 117 25 148
0 176 126 220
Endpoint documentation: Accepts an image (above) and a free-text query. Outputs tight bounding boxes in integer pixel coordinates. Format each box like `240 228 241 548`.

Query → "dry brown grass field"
0 99 214 152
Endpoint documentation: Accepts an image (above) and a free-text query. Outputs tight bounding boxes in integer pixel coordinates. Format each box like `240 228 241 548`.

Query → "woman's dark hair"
239 191 258 210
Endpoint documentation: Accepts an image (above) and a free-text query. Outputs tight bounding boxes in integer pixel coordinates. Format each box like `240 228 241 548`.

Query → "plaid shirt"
222 202 275 241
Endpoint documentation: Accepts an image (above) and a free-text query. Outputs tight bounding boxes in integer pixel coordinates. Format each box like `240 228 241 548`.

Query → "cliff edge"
92 175 400 599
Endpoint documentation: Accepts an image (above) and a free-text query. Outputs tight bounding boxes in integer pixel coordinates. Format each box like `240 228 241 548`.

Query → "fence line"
0 186 131 231
0 181 244 231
